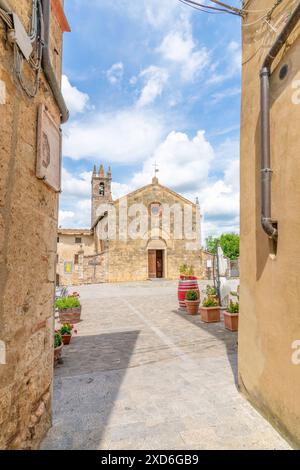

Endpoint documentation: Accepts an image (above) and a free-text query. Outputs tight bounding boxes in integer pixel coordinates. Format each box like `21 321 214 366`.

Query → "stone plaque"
36 105 62 192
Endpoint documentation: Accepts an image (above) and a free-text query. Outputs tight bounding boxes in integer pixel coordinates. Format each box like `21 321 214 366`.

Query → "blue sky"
60 0 241 240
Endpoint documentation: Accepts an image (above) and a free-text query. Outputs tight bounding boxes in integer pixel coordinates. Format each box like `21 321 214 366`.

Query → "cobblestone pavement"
42 281 290 450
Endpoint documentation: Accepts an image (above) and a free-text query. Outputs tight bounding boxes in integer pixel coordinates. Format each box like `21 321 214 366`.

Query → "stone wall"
239 0 300 448
0 0 68 449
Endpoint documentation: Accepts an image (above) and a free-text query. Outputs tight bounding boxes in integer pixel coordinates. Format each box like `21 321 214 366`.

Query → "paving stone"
41 281 291 450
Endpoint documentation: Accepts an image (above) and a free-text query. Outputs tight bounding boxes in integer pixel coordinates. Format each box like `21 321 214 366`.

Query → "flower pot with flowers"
185 289 200 315
55 294 82 324
224 300 239 331
54 331 63 365
60 323 77 345
200 295 221 323
200 285 221 323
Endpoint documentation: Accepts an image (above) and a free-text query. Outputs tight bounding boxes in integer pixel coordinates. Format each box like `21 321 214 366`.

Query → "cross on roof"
153 161 159 176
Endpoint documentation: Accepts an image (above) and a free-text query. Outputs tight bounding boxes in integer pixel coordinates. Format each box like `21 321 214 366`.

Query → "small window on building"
74 254 79 265
57 237 60 243
150 202 162 217
75 237 82 244
99 182 105 196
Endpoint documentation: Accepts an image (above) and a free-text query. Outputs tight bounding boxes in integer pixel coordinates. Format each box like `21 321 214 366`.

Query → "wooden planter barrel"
178 277 199 309
58 306 81 324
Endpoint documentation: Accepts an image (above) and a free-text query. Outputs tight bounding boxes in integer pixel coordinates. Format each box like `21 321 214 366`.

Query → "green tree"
205 236 219 254
205 233 240 260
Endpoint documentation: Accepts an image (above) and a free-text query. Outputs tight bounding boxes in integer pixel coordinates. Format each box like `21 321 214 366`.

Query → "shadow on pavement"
41 330 140 450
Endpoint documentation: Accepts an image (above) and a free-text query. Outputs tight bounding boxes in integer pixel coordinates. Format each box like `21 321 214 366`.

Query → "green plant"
179 264 195 276
227 300 239 314
186 290 199 301
54 332 62 349
55 296 81 310
206 285 217 296
205 233 240 260
202 296 219 308
60 323 73 336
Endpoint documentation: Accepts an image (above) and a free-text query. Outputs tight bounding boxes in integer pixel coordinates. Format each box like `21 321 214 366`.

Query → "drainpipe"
260 2 300 240
42 0 69 123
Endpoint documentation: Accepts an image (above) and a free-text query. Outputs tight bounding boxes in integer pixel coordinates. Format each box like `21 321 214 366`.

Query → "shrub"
179 264 195 277
55 296 81 310
60 323 73 336
186 290 199 301
202 296 219 308
54 332 62 349
206 285 217 296
227 300 239 314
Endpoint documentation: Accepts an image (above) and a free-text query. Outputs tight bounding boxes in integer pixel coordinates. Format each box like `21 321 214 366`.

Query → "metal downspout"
42 0 69 123
260 2 300 240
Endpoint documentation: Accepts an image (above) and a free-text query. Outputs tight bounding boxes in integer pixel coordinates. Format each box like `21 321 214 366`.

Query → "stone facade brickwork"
0 0 69 449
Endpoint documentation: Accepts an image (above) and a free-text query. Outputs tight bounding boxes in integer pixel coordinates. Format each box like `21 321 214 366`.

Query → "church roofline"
113 181 197 207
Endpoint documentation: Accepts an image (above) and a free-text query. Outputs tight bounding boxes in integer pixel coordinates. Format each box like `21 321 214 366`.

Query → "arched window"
149 202 162 217
99 182 105 196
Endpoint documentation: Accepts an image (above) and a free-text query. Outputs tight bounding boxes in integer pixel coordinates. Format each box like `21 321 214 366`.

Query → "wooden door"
148 250 156 278
156 250 163 278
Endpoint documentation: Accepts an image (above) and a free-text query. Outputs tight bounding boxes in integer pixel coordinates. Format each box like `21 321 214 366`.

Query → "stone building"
239 0 300 448
57 166 209 285
0 0 69 449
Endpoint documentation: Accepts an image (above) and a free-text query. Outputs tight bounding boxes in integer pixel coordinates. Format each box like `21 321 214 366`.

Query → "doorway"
148 250 164 279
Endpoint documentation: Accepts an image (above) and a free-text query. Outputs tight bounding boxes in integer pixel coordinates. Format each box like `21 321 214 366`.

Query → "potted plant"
224 300 239 331
200 295 221 323
54 331 63 365
185 289 200 315
60 323 77 345
178 265 199 309
55 295 82 324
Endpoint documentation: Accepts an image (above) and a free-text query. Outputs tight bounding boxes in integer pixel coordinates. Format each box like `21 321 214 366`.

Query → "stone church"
57 165 209 285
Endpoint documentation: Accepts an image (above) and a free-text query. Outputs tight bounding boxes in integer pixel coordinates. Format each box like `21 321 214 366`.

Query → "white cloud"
106 62 124 84
63 108 165 163
61 75 90 116
61 168 91 198
131 130 214 190
136 66 169 107
158 28 209 82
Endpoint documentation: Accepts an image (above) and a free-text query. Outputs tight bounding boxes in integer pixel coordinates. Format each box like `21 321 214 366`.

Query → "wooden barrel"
178 277 199 309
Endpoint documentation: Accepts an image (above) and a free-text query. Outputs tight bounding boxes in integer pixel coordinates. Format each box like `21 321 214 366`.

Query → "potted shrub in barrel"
60 323 77 345
185 289 200 315
224 300 239 331
54 331 63 365
55 294 82 324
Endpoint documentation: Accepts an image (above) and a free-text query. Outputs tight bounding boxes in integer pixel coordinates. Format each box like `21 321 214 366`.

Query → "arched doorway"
147 239 167 279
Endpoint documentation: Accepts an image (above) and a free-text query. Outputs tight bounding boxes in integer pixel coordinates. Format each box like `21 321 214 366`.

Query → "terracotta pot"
200 306 221 323
224 311 239 331
62 334 72 345
185 300 200 315
59 306 81 324
54 343 63 365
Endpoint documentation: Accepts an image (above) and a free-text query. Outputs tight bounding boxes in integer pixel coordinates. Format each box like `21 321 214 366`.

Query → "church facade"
57 165 209 285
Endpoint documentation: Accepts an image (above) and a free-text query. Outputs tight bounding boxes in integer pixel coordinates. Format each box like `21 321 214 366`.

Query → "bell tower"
91 165 113 225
